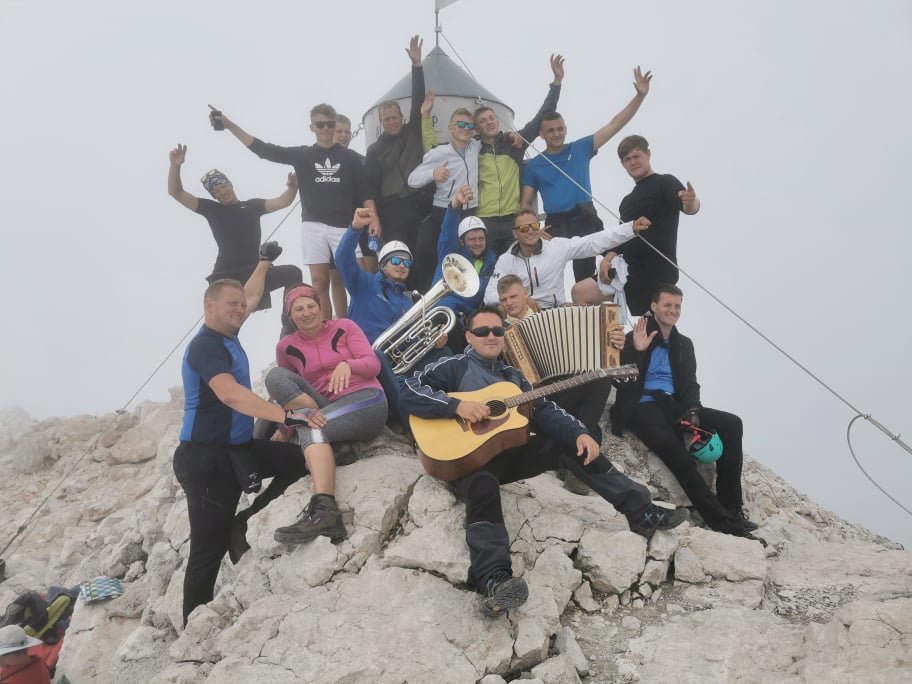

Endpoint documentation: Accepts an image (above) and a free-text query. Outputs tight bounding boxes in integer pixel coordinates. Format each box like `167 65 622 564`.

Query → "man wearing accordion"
401 305 688 616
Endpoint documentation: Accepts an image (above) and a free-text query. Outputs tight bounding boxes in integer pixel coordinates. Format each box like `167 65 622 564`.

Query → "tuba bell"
372 253 480 375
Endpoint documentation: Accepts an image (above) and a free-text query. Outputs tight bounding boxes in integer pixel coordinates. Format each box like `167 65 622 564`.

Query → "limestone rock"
531 654 582 684
682 527 767 582
572 581 600 613
673 546 707 584
555 626 589 676
577 529 647 594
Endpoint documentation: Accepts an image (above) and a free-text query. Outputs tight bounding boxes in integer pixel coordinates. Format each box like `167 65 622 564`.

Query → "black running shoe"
227 514 251 564
482 570 528 617
274 495 347 545
734 508 759 532
630 505 690 537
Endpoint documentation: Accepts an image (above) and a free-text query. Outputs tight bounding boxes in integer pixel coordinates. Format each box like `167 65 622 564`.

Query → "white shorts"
301 221 361 266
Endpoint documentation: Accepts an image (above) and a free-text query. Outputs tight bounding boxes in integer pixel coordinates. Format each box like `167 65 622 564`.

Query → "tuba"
373 253 480 375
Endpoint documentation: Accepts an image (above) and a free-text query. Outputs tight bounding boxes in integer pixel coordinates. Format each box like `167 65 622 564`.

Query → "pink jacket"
276 319 382 398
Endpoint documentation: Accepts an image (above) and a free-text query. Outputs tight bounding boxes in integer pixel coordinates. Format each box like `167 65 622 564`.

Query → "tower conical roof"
369 46 513 114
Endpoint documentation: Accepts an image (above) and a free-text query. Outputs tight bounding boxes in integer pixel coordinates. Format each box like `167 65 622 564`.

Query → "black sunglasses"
313 121 336 129
469 325 505 338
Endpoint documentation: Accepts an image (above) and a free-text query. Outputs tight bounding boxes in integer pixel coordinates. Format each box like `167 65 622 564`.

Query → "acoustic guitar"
410 365 639 480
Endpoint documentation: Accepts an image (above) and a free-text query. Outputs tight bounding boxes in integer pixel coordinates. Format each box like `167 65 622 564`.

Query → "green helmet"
688 429 723 463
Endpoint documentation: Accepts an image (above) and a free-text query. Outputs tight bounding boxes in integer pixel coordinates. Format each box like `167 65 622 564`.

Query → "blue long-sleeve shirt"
335 227 414 344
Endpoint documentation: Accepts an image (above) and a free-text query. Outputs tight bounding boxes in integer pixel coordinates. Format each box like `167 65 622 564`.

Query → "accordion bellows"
504 304 621 385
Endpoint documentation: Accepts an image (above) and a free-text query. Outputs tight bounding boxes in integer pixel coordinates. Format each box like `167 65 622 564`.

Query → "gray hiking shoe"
630 505 689 537
481 569 528 617
561 468 591 496
274 494 346 545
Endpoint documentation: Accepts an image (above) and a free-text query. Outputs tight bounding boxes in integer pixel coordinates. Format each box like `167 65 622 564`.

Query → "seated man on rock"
610 284 762 542
400 305 688 616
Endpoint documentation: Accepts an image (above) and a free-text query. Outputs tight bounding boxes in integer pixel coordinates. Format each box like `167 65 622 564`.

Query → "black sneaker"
482 569 528 617
730 529 768 547
630 505 690 537
274 495 347 545
561 468 591 496
733 508 759 532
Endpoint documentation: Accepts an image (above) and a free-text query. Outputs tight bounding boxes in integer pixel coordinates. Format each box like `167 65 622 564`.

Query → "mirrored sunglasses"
515 222 541 234
453 121 477 130
469 326 505 338
389 256 412 268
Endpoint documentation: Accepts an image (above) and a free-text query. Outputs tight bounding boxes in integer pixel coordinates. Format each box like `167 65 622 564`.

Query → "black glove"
284 407 313 427
259 241 283 262
684 408 700 427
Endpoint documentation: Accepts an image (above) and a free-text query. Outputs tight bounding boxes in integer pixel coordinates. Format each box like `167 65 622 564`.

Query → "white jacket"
484 222 636 309
407 139 481 209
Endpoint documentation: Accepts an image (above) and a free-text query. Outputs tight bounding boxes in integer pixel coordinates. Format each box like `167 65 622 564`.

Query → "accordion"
503 304 621 385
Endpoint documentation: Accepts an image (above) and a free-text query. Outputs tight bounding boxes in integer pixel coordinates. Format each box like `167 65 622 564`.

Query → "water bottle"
368 234 381 253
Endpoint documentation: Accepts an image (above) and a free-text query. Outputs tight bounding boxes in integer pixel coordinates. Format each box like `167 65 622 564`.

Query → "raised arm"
515 54 564 144
406 35 426 128
420 90 437 152
242 258 273 319
520 185 536 210
167 144 199 211
210 109 255 147
592 66 652 151
264 172 298 213
336 209 376 296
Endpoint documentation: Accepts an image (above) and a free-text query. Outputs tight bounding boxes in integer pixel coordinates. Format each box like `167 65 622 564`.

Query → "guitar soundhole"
487 400 506 417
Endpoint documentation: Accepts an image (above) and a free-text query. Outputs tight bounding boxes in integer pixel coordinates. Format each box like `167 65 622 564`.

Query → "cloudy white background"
2 0 910 546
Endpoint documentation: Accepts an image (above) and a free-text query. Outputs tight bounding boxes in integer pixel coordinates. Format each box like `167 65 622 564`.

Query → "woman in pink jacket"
265 285 387 546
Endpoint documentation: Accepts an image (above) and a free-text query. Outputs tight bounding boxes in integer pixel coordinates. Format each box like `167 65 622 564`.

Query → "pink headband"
284 286 320 314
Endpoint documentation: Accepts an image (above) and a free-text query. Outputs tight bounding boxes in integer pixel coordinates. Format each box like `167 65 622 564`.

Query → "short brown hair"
204 279 243 304
335 114 351 126
496 274 525 295
310 103 336 120
541 111 563 125
618 134 649 159
378 100 402 117
651 283 683 303
449 108 473 124
473 106 495 120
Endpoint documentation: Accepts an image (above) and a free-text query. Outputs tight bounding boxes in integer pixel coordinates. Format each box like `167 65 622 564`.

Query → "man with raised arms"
473 54 564 255
211 104 377 318
167 144 302 310
521 67 652 282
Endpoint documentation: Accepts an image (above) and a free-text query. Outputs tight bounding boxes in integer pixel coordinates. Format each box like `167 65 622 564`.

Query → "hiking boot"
732 507 759 532
729 529 768 547
227 514 251 564
481 569 528 617
561 468 591 496
630 505 690 537
274 494 346 545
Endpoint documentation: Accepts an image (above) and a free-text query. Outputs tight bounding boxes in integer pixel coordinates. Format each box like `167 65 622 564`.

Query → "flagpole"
435 8 440 47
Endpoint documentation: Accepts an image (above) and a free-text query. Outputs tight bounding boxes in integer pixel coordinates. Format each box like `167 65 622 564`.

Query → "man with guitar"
401 305 688 616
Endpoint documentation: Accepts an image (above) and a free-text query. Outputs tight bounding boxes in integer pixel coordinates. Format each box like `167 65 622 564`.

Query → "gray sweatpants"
265 367 388 451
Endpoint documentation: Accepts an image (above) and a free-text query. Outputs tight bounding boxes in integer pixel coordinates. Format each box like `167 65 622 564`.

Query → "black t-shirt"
618 173 684 267
248 139 370 228
194 198 267 278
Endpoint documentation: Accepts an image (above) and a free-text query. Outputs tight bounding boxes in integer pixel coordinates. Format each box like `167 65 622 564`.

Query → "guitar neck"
503 367 629 408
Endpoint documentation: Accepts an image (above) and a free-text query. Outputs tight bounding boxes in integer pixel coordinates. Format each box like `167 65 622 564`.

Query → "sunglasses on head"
515 221 541 234
469 325 505 338
453 121 477 130
388 256 412 268
312 120 336 129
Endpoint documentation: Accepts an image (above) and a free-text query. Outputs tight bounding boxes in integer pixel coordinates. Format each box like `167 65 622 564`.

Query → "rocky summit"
0 389 910 683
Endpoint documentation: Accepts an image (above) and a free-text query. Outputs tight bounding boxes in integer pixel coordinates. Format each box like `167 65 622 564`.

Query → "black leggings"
172 439 306 623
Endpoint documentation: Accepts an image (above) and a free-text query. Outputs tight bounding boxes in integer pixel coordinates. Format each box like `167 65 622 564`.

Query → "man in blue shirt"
521 66 652 282
610 284 762 542
175 248 312 625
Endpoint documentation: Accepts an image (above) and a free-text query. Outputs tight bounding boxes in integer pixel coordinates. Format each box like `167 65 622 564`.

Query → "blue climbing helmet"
681 420 724 463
